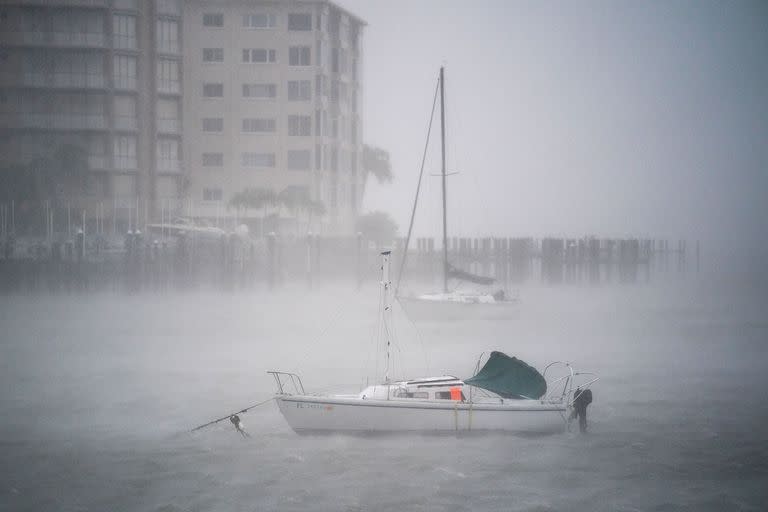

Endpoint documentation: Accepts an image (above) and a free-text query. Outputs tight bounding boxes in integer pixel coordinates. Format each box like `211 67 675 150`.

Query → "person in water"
230 414 250 437
571 387 593 433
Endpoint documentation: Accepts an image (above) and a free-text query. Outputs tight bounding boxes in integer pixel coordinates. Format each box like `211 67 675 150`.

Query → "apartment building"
0 0 183 228
183 0 364 234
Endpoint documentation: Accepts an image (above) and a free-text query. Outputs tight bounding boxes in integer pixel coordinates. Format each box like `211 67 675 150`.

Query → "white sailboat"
270 251 597 434
396 67 517 317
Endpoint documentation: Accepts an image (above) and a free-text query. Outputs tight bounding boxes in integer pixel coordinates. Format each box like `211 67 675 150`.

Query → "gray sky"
346 0 767 263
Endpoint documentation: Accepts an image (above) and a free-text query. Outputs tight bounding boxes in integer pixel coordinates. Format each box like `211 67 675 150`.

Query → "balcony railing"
8 0 108 8
156 118 180 134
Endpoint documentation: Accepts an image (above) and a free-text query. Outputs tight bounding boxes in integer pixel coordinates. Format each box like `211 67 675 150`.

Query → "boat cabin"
357 376 468 402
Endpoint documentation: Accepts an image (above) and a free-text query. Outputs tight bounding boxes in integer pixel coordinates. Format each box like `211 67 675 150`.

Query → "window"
113 95 137 130
202 153 223 167
157 58 179 93
156 19 179 54
350 183 357 210
202 117 223 132
156 98 179 133
203 188 223 201
315 144 322 170
242 118 275 133
287 80 311 101
156 139 179 172
113 14 136 49
241 152 275 168
289 46 311 66
113 135 137 170
394 391 428 399
435 391 466 400
288 13 312 31
202 48 223 63
287 150 311 170
203 83 223 98
243 48 276 63
156 0 180 16
113 55 137 89
203 13 223 27
52 10 104 46
288 115 311 136
243 13 276 29
242 83 276 99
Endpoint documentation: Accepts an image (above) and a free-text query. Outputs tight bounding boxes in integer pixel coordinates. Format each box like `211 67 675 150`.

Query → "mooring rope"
190 396 275 432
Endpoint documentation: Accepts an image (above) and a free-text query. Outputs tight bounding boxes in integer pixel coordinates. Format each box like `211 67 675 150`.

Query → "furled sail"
464 351 547 399
447 263 496 286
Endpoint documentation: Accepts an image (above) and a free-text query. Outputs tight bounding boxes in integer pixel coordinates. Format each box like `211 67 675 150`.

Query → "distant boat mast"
440 66 448 294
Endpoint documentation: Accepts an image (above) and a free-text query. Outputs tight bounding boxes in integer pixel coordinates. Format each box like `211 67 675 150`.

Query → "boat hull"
276 395 567 435
398 296 518 322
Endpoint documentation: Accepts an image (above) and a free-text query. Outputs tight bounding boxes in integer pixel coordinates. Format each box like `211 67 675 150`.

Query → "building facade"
182 0 364 234
0 0 364 235
0 0 183 230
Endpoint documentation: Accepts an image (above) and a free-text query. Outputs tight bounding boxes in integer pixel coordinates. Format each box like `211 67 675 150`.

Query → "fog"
1 281 767 510
2 1 768 511
355 0 768 273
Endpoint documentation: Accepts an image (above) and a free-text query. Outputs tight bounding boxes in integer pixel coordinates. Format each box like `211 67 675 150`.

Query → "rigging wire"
395 74 441 296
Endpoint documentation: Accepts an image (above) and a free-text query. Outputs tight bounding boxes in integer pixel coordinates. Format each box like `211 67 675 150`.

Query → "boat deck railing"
267 371 305 395
542 361 599 405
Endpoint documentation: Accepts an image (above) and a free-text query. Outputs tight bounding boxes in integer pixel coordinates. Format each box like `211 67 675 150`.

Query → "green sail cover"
464 351 547 399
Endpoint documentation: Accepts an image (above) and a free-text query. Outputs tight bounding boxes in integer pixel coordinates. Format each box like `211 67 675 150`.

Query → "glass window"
242 118 275 133
202 48 224 63
241 152 276 168
157 59 179 93
243 13 276 29
113 55 137 89
156 19 179 53
242 83 276 99
202 83 223 98
202 117 223 132
113 135 137 170
288 115 311 136
289 46 311 66
156 138 179 172
287 150 311 170
287 80 311 101
242 48 276 63
113 95 137 130
288 13 312 31
156 98 179 133
203 13 223 27
202 153 223 167
113 14 136 49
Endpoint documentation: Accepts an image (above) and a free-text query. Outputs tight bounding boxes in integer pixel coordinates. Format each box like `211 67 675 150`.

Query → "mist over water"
1 277 766 511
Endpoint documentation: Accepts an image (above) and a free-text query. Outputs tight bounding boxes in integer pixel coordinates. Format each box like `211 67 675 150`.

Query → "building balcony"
156 160 182 174
4 0 109 8
156 118 180 134
114 116 138 131
0 113 108 131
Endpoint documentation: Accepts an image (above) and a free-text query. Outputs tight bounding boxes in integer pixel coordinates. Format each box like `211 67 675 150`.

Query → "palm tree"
229 187 276 236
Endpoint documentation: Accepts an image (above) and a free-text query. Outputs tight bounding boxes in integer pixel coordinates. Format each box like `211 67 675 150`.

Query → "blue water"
1 280 766 511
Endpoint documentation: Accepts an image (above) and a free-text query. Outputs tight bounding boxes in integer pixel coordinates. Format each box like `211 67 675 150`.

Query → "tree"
363 145 393 184
356 211 398 247
278 187 326 235
229 187 276 236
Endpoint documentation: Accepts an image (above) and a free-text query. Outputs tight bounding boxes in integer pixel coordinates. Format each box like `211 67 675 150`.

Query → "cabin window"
394 390 428 399
435 391 466 400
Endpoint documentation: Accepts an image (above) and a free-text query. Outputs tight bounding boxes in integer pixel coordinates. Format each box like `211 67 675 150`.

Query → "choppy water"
1 279 767 511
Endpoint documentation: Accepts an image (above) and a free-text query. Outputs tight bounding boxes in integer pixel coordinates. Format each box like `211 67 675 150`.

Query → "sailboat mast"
440 66 448 293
